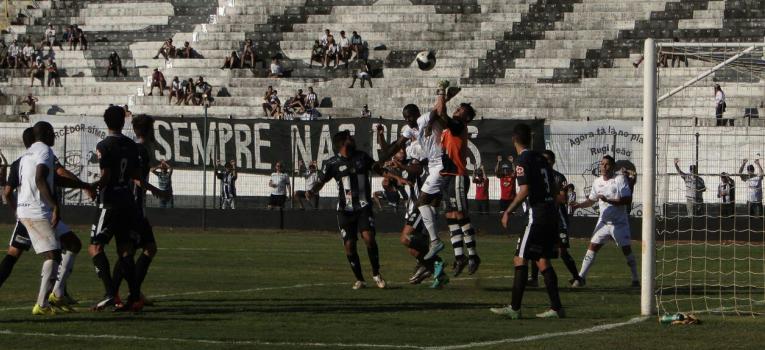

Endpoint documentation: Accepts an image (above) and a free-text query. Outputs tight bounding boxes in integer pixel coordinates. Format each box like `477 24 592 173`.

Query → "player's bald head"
32 121 55 146
22 127 35 148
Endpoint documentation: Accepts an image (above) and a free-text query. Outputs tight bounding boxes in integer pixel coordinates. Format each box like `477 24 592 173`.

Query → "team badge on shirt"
515 166 524 176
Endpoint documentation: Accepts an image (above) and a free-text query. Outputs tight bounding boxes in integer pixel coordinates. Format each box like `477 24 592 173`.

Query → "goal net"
644 40 765 316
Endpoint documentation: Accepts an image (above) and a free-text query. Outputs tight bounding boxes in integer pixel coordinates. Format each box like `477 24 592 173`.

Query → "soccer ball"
415 50 436 71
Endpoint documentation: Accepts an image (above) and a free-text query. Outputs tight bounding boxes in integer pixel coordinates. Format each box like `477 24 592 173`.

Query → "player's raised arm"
674 158 686 176
739 159 748 176
756 159 764 177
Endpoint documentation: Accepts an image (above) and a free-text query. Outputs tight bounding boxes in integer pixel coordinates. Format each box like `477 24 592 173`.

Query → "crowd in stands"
153 38 198 60
148 68 213 106
261 85 320 120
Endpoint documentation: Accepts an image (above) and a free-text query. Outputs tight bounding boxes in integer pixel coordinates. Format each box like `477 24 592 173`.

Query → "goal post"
643 38 765 317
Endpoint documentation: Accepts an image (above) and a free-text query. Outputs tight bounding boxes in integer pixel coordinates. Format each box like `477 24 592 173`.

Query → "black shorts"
336 207 375 241
91 206 139 246
269 194 286 207
9 221 32 251
515 204 559 261
443 175 469 213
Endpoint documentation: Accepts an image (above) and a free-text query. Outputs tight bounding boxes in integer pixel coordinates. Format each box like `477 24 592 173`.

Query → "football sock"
135 254 154 286
510 265 528 311
119 255 140 301
38 259 59 307
625 253 639 282
366 242 380 276
560 251 580 280
541 267 563 311
530 263 539 281
459 218 477 256
0 254 18 288
112 259 123 294
346 253 364 281
92 252 115 296
52 250 77 297
579 249 597 279
447 218 464 257
418 205 439 242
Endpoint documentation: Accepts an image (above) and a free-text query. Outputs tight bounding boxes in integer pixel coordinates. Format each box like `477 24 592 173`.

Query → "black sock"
530 262 539 281
367 242 380 276
112 259 123 296
119 256 140 301
92 252 115 296
458 218 477 256
0 254 18 288
541 267 563 311
560 251 580 281
511 265 528 310
447 218 464 257
346 253 364 281
135 254 154 286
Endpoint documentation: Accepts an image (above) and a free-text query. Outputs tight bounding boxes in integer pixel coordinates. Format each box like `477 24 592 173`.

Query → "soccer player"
308 130 409 289
528 150 582 287
570 155 639 288
438 99 481 277
111 115 168 307
89 106 157 311
15 122 92 315
738 159 763 217
491 124 564 319
216 160 237 209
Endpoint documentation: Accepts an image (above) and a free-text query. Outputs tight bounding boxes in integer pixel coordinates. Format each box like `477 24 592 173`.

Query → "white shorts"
19 218 61 254
420 164 444 195
591 221 632 247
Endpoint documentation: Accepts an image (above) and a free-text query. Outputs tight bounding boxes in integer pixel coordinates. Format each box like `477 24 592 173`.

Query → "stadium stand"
0 0 762 121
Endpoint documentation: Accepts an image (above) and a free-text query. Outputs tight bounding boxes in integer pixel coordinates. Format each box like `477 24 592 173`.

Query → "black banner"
152 117 544 175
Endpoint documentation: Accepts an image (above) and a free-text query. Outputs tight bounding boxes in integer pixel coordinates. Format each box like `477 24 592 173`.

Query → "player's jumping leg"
460 218 480 274
447 217 467 275
418 193 443 260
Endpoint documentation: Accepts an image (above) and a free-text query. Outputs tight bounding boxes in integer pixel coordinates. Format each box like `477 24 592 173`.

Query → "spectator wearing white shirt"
349 62 372 88
8 40 20 68
21 40 36 68
715 84 727 126
718 172 735 217
338 31 351 67
324 37 339 69
319 29 331 48
674 159 706 217
41 23 62 51
739 158 763 216
268 161 291 209
306 87 318 109
169 77 181 104
269 57 284 78
294 160 320 209
360 105 372 118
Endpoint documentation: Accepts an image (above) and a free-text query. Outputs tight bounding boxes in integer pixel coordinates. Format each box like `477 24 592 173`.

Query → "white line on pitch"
0 316 649 349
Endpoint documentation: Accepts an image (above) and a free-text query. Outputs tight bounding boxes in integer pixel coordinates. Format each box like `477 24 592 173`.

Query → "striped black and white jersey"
318 150 376 212
217 170 237 199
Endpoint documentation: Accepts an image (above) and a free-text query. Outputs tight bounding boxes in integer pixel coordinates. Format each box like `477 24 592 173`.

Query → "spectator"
675 159 706 216
269 57 284 78
148 68 166 96
338 30 351 66
192 76 213 106
294 160 320 210
153 38 175 60
222 51 241 69
41 23 62 51
309 40 325 68
261 86 274 117
179 41 194 59
718 172 735 217
306 87 318 109
350 31 363 60
495 156 516 214
180 78 194 105
152 160 174 208
287 89 306 114
319 29 331 48
472 166 489 214
169 76 182 104
324 37 339 69
715 84 726 126
76 25 88 50
67 25 78 51
21 94 38 116
46 58 61 87
739 159 763 217
7 40 20 68
61 26 71 50
28 57 45 87
21 40 35 68
268 90 283 119
373 152 407 210
348 61 372 88
565 183 577 215
241 39 256 68
107 50 124 77
216 160 238 209
671 38 688 68
268 161 291 209
360 104 372 118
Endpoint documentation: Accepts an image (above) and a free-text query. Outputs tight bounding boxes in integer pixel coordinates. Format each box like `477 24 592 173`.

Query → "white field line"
0 316 649 349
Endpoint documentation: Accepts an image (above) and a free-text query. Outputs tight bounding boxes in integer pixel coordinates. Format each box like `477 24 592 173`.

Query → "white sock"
38 259 60 307
53 250 77 298
449 224 464 256
625 253 639 282
418 205 439 242
462 223 476 256
579 250 597 279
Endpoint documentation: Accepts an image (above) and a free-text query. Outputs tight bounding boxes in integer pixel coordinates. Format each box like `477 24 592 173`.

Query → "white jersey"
745 174 763 203
589 174 631 224
17 142 56 220
401 126 423 161
416 112 443 167
270 172 290 195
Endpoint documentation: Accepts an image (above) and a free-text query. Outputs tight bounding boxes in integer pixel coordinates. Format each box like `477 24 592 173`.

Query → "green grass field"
0 225 763 349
